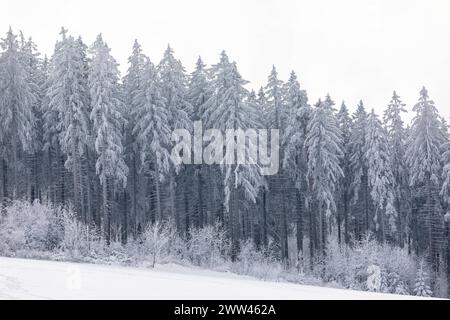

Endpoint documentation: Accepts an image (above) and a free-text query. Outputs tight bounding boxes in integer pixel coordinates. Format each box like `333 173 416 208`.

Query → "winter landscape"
0 257 429 300
1 0 450 300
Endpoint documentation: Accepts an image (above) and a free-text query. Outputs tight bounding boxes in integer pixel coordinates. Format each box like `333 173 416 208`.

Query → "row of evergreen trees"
0 27 449 293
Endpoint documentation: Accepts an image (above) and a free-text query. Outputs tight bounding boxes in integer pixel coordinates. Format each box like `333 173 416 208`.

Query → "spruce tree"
187 56 212 229
122 40 148 235
283 71 310 263
88 34 128 243
19 35 46 202
45 28 91 220
133 59 171 222
0 28 37 200
204 52 263 258
158 45 192 131
305 98 343 257
350 101 370 239
383 91 409 246
365 109 397 242
406 87 445 277
265 65 290 263
337 102 352 244
157 45 192 225
414 262 433 297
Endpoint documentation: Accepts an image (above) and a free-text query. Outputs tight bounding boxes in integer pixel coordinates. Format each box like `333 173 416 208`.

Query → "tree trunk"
1 158 8 204
183 182 190 235
103 178 111 245
71 141 84 221
445 218 450 298
11 136 18 199
84 148 93 224
282 192 289 266
154 171 162 222
378 207 385 243
122 189 128 245
337 203 342 245
296 190 304 271
197 168 204 228
364 174 369 235
344 190 349 245
321 204 327 257
262 187 268 248
230 187 239 262
309 206 314 271
59 153 66 205
131 153 138 236
169 175 176 223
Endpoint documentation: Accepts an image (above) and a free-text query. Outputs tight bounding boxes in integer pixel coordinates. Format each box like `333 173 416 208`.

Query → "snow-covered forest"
0 27 449 298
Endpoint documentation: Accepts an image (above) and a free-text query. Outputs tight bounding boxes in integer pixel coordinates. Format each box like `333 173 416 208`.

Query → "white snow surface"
0 257 429 300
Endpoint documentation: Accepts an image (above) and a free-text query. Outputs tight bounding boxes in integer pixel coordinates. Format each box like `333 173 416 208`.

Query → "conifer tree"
264 65 290 262
45 28 91 220
414 262 433 297
383 91 409 246
133 59 171 222
187 56 212 229
305 98 343 257
88 34 128 242
283 71 310 262
406 87 445 277
365 109 397 242
337 102 352 244
157 45 192 225
122 40 148 234
0 28 37 200
350 101 370 239
158 45 192 131
204 52 263 258
19 35 46 202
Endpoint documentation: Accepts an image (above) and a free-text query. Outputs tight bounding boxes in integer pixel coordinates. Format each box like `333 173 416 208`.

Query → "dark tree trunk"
296 190 304 271
262 188 268 248
344 190 349 245
197 168 204 229
122 190 128 245
309 205 314 271
282 194 289 266
445 218 450 298
2 158 8 203
103 179 111 245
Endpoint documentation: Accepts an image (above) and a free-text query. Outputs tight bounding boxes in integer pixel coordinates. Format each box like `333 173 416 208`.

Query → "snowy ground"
0 257 428 300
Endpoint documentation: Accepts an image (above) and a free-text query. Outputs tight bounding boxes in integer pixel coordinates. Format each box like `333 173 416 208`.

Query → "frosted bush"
60 209 101 259
167 232 188 262
140 220 177 268
187 222 230 269
232 240 283 281
366 264 382 291
122 239 143 265
323 235 416 293
322 238 354 287
0 200 64 254
99 241 134 265
414 261 433 297
381 271 409 295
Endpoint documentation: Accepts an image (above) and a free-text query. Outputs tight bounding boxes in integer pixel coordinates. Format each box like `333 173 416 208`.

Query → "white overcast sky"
2 0 449 121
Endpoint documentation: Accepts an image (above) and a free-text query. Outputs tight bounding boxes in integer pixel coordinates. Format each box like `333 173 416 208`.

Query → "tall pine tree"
88 34 128 243
305 98 343 258
406 87 445 280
